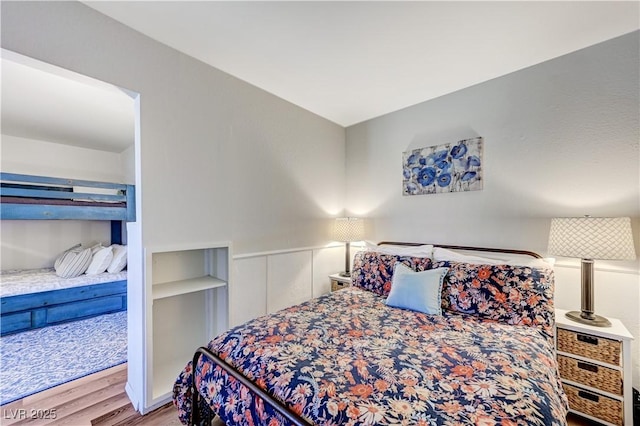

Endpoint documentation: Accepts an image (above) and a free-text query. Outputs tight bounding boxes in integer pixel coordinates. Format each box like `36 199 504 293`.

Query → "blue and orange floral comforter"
173 287 568 425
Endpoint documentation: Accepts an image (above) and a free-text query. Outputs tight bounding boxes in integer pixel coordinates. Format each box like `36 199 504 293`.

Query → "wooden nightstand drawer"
329 274 352 292
557 354 622 396
563 383 623 426
557 328 621 366
331 279 351 292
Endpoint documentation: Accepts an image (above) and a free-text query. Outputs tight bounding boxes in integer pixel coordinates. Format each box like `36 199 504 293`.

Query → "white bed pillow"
72 186 121 203
107 244 128 273
54 244 81 270
503 257 556 268
433 247 555 268
91 243 104 254
55 245 92 278
364 241 434 258
86 245 114 275
432 247 504 264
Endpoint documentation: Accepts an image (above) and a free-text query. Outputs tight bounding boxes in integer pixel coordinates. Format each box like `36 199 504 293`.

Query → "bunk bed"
0 172 136 336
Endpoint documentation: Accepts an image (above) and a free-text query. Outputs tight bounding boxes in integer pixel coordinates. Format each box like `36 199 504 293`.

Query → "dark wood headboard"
378 241 542 259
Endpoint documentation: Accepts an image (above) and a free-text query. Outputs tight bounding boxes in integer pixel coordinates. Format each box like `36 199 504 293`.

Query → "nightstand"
555 308 634 426
329 273 351 292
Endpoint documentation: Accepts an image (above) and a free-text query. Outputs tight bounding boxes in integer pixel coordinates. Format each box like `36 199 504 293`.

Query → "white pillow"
72 186 120 203
55 246 92 278
503 257 556 269
54 244 81 270
364 241 434 258
86 245 114 275
433 247 555 268
90 243 104 254
432 247 504 264
107 244 128 273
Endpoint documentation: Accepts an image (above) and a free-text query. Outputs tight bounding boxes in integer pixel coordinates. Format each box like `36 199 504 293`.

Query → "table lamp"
548 216 636 327
333 217 364 277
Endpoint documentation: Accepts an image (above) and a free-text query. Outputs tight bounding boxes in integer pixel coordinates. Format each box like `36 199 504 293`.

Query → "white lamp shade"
333 217 364 242
548 217 636 260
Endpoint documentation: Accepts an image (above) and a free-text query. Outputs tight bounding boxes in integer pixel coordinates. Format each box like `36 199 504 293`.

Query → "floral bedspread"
174 288 567 425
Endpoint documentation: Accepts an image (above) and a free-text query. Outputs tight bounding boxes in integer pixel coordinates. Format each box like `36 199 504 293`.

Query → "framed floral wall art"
402 137 483 196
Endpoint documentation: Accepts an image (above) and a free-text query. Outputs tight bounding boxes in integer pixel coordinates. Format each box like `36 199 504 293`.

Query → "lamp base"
565 310 611 327
339 271 351 278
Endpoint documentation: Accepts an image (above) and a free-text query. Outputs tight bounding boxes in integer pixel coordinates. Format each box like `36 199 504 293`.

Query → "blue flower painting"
402 137 483 195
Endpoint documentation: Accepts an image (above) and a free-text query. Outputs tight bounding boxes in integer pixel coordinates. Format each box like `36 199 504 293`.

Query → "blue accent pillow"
385 263 449 315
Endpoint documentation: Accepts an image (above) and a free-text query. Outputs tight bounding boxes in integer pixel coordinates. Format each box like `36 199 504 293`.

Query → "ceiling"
1 54 135 153
1 2 638 153
84 1 639 127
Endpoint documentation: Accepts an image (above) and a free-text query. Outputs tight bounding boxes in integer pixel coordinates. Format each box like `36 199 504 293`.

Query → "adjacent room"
0 52 136 404
0 1 638 426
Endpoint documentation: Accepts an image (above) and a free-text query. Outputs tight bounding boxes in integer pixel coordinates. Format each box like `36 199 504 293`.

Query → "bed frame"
1 172 136 244
192 347 310 426
1 172 135 335
188 242 543 426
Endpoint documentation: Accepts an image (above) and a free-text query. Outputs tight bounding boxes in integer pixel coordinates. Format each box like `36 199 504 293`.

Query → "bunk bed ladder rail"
191 347 310 426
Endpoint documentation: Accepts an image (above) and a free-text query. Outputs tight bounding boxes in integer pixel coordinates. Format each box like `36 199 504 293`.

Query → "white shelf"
152 275 226 300
329 273 352 284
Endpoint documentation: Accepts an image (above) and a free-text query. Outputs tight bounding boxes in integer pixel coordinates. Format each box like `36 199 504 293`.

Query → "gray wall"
1 1 346 407
346 32 640 386
1 1 346 255
346 32 639 256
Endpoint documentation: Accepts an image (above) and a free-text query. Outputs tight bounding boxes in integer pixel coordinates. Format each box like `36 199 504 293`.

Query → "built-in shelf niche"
144 243 229 409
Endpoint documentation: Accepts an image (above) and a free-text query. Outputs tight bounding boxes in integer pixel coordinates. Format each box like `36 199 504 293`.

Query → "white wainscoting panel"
312 245 345 297
267 251 313 314
231 245 345 327
231 256 267 328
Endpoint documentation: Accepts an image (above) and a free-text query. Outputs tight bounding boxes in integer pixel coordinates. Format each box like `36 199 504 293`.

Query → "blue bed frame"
1 172 135 243
0 172 135 336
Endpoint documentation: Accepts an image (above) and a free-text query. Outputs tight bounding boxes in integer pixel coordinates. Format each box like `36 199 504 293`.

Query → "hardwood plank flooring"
0 364 180 426
1 363 602 425
2 365 127 422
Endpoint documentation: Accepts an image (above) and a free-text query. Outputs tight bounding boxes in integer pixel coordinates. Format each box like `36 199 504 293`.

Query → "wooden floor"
0 364 180 426
1 363 601 425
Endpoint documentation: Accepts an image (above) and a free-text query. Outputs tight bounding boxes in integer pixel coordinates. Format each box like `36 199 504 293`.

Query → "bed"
0 268 127 336
0 172 135 335
173 243 569 425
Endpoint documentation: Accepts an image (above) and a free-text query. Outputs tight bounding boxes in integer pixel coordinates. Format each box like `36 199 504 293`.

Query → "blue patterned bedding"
174 286 568 425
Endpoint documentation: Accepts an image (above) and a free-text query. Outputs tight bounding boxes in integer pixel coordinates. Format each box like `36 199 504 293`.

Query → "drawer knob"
577 333 598 345
577 361 598 373
577 390 600 403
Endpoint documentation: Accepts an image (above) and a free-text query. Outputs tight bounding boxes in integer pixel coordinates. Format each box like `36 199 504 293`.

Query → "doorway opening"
0 49 141 405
